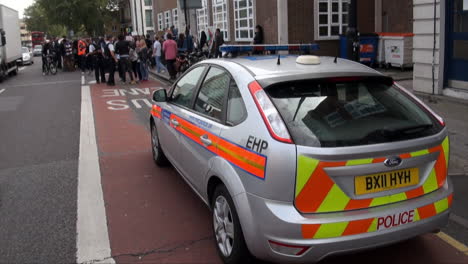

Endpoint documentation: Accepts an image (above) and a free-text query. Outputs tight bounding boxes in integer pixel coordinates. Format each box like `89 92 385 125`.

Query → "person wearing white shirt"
153 36 167 73
104 36 117 86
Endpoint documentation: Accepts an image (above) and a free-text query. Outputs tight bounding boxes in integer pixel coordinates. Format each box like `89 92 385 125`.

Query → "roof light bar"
220 44 320 53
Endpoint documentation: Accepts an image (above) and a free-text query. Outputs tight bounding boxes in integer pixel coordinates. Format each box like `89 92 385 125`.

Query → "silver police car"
150 54 451 263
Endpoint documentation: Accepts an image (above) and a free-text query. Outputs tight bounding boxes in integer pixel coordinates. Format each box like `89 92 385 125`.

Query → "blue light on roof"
219 44 320 53
242 55 295 61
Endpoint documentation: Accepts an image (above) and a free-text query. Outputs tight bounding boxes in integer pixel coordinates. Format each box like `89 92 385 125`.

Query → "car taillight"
248 81 293 144
394 82 445 127
268 240 310 256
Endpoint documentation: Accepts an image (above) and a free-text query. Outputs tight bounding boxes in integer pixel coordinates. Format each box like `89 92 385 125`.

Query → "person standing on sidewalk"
129 41 141 82
153 36 167 74
138 40 149 82
104 35 117 86
213 28 224 58
162 33 178 80
115 35 136 84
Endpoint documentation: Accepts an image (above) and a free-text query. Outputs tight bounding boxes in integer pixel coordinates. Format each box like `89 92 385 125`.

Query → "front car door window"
171 66 206 108
194 67 230 121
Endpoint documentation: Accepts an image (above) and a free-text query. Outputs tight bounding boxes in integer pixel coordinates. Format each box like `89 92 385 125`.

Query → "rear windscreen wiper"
390 124 434 135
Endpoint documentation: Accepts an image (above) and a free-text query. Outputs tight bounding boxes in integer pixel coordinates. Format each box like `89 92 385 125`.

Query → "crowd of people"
39 25 265 85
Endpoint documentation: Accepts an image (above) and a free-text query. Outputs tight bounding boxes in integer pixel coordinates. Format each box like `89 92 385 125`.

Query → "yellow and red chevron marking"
150 105 162 119
171 114 267 179
295 137 449 213
302 193 453 239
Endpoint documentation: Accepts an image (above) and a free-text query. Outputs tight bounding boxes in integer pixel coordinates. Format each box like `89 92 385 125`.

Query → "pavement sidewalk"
149 67 171 82
397 79 468 176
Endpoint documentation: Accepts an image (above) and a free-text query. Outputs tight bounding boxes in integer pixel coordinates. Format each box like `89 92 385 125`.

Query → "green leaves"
24 0 120 37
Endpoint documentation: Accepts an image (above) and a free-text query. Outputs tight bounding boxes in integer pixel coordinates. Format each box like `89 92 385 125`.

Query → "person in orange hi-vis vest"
77 39 87 73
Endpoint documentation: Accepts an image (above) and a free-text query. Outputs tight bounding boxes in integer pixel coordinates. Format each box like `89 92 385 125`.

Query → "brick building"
150 0 412 56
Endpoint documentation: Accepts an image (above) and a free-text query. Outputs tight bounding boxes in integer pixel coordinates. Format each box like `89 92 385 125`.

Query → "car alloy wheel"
213 195 235 257
150 122 168 166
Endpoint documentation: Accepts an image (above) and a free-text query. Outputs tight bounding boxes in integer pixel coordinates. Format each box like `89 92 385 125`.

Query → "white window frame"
233 0 255 42
172 8 179 30
314 0 349 40
144 0 152 7
196 0 209 38
158 13 163 31
145 10 153 28
164 10 172 29
212 0 230 41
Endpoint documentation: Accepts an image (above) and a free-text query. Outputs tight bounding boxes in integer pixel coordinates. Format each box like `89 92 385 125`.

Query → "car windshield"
35 45 42 50
266 77 443 148
22 47 29 53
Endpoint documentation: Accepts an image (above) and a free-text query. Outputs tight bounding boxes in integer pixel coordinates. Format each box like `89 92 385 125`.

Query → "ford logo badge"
384 156 402 167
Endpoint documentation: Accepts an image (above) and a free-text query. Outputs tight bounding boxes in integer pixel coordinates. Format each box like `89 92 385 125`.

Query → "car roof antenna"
334 56 338 63
277 54 281 65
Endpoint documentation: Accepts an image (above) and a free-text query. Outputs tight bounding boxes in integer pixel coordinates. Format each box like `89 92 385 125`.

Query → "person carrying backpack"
104 35 117 86
114 35 136 84
89 38 106 84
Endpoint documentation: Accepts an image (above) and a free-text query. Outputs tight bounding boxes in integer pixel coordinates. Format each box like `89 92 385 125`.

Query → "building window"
212 0 229 40
196 0 209 38
315 0 349 40
145 10 153 28
233 0 255 41
172 8 179 30
158 13 163 31
144 0 152 6
164 10 172 29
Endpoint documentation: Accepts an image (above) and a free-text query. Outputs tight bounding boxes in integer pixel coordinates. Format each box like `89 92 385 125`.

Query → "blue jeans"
140 61 149 80
155 56 167 73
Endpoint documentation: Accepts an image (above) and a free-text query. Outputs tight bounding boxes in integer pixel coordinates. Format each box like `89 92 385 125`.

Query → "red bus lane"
89 80 468 264
90 80 220 263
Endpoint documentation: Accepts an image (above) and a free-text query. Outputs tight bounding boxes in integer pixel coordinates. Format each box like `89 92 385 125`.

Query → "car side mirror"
152 88 167 102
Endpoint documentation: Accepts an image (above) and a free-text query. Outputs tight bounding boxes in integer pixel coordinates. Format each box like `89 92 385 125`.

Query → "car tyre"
212 185 252 264
151 121 169 166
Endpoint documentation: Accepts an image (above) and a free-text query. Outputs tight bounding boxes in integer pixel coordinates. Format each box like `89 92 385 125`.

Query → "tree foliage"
24 0 120 37
23 3 49 32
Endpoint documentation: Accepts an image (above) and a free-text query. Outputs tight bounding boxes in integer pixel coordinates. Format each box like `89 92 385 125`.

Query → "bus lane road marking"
100 87 163 111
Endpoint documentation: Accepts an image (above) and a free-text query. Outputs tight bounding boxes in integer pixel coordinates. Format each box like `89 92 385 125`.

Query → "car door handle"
200 135 212 146
171 119 179 127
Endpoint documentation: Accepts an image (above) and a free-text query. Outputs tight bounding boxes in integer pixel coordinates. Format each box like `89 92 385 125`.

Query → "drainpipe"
346 0 359 62
277 0 288 44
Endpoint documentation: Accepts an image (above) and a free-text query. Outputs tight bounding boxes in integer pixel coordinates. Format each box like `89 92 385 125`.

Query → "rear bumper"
234 178 452 263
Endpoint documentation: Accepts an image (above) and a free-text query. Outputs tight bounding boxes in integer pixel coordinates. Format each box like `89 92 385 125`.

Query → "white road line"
81 75 85 85
77 85 114 263
0 89 5 95
18 67 25 71
88 80 96 85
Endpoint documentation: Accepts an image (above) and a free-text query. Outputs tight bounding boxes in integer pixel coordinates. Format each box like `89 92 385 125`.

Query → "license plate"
355 168 419 195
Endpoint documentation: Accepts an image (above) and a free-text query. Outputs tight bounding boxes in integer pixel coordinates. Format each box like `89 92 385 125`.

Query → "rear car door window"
266 77 444 147
171 66 206 108
194 67 230 121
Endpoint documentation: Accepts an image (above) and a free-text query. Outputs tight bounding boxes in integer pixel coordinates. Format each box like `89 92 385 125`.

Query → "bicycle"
42 53 58 75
